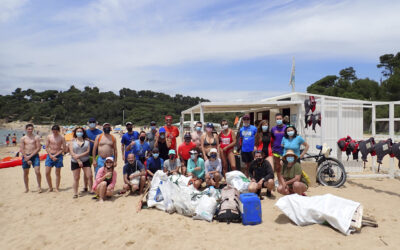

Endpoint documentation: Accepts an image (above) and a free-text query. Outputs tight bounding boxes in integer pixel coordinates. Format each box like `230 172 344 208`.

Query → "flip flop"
92 195 99 200
73 194 78 199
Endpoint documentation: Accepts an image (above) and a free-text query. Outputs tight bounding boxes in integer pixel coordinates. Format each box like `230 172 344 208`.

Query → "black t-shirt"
249 160 274 182
123 161 144 177
261 132 271 156
158 141 169 160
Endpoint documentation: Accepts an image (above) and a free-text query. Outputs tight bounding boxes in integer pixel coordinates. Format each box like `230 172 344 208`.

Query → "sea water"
0 129 25 146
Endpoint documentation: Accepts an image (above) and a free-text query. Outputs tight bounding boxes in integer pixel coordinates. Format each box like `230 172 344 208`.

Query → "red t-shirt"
164 125 180 150
178 141 196 160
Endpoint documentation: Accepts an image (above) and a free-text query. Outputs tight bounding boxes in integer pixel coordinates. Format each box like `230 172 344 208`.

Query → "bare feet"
48 188 53 192
55 188 60 193
24 189 29 193
99 199 104 203
38 188 42 193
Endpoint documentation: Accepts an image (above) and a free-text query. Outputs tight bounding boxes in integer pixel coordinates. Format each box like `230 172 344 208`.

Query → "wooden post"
190 111 194 132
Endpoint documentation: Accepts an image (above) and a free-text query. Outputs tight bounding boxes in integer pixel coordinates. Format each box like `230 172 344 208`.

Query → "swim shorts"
45 154 64 168
22 154 40 169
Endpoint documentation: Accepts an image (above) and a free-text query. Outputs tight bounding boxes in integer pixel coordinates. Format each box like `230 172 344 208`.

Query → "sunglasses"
243 118 250 121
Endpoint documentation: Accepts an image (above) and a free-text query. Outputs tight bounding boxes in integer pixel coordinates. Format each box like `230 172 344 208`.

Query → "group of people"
5 133 17 146
19 113 310 202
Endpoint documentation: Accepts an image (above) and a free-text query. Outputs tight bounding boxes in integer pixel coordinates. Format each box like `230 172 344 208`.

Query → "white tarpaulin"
275 193 360 235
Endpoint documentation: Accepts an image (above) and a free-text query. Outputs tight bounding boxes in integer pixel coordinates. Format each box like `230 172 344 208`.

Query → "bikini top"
204 135 217 147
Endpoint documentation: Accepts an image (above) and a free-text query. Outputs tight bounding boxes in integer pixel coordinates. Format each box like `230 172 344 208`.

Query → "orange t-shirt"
178 141 196 160
164 125 180 150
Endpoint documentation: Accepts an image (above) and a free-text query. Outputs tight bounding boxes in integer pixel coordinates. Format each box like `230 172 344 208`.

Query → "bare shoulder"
34 135 40 141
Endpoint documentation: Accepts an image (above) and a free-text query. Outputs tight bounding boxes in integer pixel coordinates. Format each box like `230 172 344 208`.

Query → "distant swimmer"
20 124 42 193
45 125 67 192
92 123 117 176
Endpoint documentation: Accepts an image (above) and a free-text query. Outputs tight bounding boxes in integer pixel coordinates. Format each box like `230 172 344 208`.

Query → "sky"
0 0 399 102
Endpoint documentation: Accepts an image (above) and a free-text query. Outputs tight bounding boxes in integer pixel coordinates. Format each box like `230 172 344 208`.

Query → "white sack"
275 194 360 235
147 170 168 210
225 170 250 193
193 196 218 222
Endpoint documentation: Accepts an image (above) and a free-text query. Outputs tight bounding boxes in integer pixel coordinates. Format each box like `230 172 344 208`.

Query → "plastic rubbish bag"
158 180 176 214
147 171 167 210
193 195 218 222
225 170 250 193
275 194 360 235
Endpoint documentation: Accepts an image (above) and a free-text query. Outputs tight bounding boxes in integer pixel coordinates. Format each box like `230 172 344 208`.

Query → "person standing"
239 114 257 177
45 125 66 192
69 127 92 198
178 133 196 175
281 124 309 159
92 123 117 176
248 151 275 198
219 119 236 175
126 131 150 163
163 115 179 150
20 124 42 193
85 117 102 191
191 121 203 148
6 134 10 146
271 113 286 184
146 148 164 179
121 122 139 163
146 121 158 151
154 127 171 161
254 120 274 169
201 123 219 161
12 133 17 146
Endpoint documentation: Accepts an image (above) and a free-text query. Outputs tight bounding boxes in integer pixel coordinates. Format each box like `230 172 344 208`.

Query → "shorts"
71 160 91 171
241 151 253 163
22 154 40 169
45 154 63 168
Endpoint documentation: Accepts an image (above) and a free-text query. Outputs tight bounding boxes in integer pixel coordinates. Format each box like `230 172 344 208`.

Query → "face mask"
153 153 159 159
287 131 295 137
243 122 250 127
257 158 263 163
190 154 196 160
89 123 96 128
169 155 175 160
262 125 268 132
160 134 165 139
139 136 145 141
76 132 83 138
210 154 217 159
127 127 133 132
103 127 111 134
276 119 283 125
206 127 212 133
222 125 228 130
286 156 295 163
195 126 202 132
151 126 156 131
185 139 191 143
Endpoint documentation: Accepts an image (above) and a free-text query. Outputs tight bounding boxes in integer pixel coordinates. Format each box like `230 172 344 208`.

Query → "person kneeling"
187 149 205 190
121 154 146 195
248 150 275 199
93 157 117 203
205 148 222 188
277 150 308 196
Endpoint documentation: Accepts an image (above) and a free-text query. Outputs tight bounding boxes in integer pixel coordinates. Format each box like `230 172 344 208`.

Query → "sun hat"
282 150 298 161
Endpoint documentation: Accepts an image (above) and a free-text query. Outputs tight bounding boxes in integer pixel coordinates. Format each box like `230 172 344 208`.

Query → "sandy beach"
1 130 400 250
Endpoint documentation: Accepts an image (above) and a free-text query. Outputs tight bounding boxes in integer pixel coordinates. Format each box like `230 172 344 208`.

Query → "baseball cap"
209 148 218 154
243 114 250 120
206 122 214 128
184 133 192 139
165 115 172 120
105 157 114 162
125 122 133 126
103 122 110 127
88 118 96 123
168 149 176 155
159 127 166 133
150 121 156 125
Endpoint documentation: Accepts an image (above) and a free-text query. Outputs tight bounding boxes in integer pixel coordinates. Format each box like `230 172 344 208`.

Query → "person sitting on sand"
146 147 164 179
163 149 181 175
155 127 171 161
92 123 117 176
69 127 92 198
45 125 66 192
121 153 146 195
93 157 117 203
204 148 222 188
187 149 205 190
248 150 275 198
20 124 42 193
277 150 308 196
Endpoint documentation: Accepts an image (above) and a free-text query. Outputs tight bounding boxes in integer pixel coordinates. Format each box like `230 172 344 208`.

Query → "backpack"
216 185 241 224
98 133 116 144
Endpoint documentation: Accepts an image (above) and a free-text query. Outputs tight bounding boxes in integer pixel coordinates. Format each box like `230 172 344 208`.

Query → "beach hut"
181 92 400 177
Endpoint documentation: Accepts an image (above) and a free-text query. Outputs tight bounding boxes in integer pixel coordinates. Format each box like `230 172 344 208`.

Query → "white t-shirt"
205 158 222 174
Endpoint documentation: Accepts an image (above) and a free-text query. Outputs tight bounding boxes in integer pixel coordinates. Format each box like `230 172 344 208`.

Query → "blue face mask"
160 134 165 139
262 125 268 132
210 154 217 159
76 132 83 138
286 156 295 163
195 126 201 131
89 123 96 128
287 131 295 137
153 153 159 159
191 154 197 160
276 119 283 126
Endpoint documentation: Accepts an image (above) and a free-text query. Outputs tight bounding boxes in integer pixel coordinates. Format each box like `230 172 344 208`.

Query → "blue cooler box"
240 193 262 225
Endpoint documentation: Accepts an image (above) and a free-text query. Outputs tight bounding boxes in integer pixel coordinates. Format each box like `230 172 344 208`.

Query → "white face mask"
262 125 268 132
89 123 96 128
222 125 228 130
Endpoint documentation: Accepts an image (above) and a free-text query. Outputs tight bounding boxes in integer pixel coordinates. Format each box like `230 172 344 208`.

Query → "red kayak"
0 154 47 169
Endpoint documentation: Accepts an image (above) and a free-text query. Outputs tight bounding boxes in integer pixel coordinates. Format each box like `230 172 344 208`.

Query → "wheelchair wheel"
317 158 347 187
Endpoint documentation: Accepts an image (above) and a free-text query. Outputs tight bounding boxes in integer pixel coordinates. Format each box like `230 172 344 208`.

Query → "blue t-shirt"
128 140 150 159
86 128 102 155
281 135 305 157
121 131 139 146
239 125 257 152
146 157 164 174
123 160 144 176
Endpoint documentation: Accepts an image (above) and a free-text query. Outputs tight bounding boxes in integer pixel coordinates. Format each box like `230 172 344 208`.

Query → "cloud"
0 0 399 100
0 0 28 23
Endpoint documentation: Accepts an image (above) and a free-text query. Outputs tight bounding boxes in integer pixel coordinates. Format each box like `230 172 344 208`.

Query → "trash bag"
147 170 168 210
225 171 250 193
193 196 218 222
